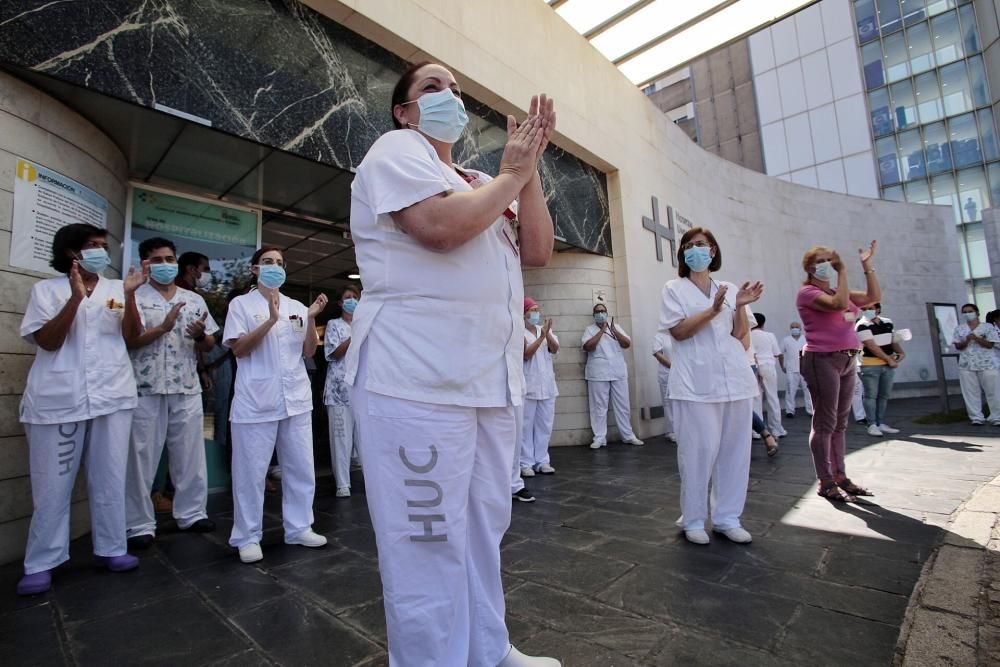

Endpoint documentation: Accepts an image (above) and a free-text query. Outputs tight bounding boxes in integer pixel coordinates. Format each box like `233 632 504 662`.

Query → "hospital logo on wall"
642 196 691 267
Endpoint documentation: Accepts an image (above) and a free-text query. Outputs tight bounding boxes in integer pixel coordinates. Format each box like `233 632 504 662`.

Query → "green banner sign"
132 188 257 246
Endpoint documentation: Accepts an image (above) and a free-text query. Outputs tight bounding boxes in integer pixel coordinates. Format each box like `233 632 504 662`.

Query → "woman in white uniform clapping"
581 303 644 449
520 297 559 476
16 223 146 595
660 227 763 546
223 246 329 564
346 62 560 667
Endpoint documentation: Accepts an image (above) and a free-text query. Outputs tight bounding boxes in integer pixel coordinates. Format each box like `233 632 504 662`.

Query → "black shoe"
512 488 536 503
855 419 867 425
181 518 216 533
785 412 794 419
127 534 154 550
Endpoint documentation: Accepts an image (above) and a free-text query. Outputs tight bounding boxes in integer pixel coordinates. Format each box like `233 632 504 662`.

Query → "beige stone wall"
0 72 129 566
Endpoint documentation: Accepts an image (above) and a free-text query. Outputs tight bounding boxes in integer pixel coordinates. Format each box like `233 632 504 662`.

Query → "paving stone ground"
2 396 1000 666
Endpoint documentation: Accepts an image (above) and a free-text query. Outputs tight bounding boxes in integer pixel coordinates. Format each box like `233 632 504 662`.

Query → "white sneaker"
286 530 327 548
537 463 556 474
716 527 752 544
751 432 761 440
335 486 351 498
877 424 900 434
972 419 985 425
866 424 883 437
684 529 710 545
622 437 644 446
498 645 561 667
589 439 605 449
239 543 263 563
666 432 676 442
520 466 536 478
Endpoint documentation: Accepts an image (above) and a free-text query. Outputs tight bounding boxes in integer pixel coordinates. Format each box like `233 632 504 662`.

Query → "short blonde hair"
801 245 832 283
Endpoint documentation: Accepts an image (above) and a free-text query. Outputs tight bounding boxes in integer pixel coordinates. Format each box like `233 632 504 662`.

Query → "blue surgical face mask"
790 327 802 336
964 311 978 322
527 312 541 326
813 261 835 281
257 265 286 289
862 309 877 320
594 312 608 324
683 246 712 273
342 297 358 314
150 263 178 285
78 248 110 275
405 89 469 143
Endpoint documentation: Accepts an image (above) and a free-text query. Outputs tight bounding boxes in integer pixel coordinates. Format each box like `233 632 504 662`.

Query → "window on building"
957 166 989 222
877 136 902 184
898 128 926 180
882 185 906 200
949 112 982 167
987 163 1000 208
958 3 980 54
907 21 935 74
973 280 997 312
869 88 894 136
878 0 904 33
925 0 957 19
939 61 972 116
924 121 953 172
855 0 880 43
901 0 926 25
862 41 886 89
890 79 918 130
964 223 990 278
905 178 932 203
931 11 964 66
979 109 1000 161
884 31 911 82
931 171 960 221
968 55 989 107
916 71 944 123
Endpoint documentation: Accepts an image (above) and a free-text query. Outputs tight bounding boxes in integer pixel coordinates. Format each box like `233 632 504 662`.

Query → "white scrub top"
780 334 806 373
750 329 781 367
581 322 630 382
345 129 524 407
652 332 672 384
323 317 351 407
223 289 312 424
20 275 138 425
523 325 559 400
131 283 219 396
659 277 758 403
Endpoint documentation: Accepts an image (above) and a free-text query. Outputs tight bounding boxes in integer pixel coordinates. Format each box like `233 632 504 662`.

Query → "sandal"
762 432 779 457
838 479 874 497
817 484 856 503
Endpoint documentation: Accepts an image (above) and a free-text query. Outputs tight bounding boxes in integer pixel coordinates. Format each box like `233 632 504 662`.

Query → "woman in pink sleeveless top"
796 242 880 502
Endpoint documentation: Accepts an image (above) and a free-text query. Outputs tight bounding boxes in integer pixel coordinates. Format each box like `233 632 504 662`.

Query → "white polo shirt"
659 277 757 403
523 325 559 400
750 329 781 368
20 275 138 424
131 283 219 396
780 334 806 374
345 129 524 407
223 289 312 423
581 323 630 382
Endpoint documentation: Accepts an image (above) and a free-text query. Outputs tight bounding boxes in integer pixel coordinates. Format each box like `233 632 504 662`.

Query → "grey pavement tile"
0 603 68 666
273 550 383 614
644 627 797 667
597 566 799 650
328 524 379 559
822 547 925 595
184 560 288 616
337 598 388 646
517 628 642 666
778 605 899 667
545 479 635 500
54 556 183 623
563 509 678 545
586 537 734 584
205 649 272 666
153 532 236 571
66 592 247 667
231 594 381 666
504 516 608 551
502 539 634 595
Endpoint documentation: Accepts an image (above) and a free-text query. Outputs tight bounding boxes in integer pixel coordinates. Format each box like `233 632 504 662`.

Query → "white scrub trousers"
23 410 133 575
783 371 813 415
229 412 316 548
326 405 356 489
519 397 555 469
352 350 513 667
852 373 866 421
673 398 752 532
511 404 525 494
587 379 637 443
754 363 784 435
126 393 208 537
959 368 1000 422
657 374 673 436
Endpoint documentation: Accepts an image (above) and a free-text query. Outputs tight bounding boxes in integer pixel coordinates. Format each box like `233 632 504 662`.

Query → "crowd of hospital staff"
13 58 1000 667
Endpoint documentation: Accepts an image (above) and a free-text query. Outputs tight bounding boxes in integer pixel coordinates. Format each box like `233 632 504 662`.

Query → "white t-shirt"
780 334 806 374
131 284 219 396
659 277 758 403
652 332 672 383
581 322 630 381
750 329 781 367
345 129 524 407
20 275 138 424
223 289 312 423
523 325 559 400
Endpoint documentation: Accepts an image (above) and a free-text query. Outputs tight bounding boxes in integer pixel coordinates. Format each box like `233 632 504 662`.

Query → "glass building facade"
855 0 997 310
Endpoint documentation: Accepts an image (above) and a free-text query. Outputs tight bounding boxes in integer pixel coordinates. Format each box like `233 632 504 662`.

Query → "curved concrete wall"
309 0 967 440
0 71 129 565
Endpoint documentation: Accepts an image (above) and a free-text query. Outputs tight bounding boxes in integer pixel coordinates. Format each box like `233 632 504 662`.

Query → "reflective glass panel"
900 0 926 25
905 178 932 202
973 281 997 312
907 21 936 73
930 172 960 222
958 3 980 54
957 166 989 221
959 240 971 278
916 71 944 123
878 0 903 33
965 223 989 278
890 79 918 130
939 60 972 116
869 88 894 136
882 185 905 201
862 41 886 89
925 121 953 173
884 31 911 82
898 128 927 180
931 11 964 65
925 0 956 17
877 136 902 184
968 55 989 107
988 162 1000 208
978 108 1000 161
949 112 982 167
855 0 880 43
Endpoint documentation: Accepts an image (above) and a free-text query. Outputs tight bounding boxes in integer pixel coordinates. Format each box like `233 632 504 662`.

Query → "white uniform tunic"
347 128 523 667
653 332 673 434
520 325 558 469
750 328 784 436
126 284 219 537
659 277 756 532
20 276 138 574
780 334 813 414
324 317 355 490
581 323 629 381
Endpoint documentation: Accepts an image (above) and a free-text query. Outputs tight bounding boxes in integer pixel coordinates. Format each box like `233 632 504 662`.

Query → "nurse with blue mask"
223 246 329 564
323 284 361 498
581 303 644 449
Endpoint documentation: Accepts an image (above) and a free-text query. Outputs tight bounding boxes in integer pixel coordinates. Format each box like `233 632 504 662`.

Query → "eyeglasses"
681 241 712 251
258 258 285 267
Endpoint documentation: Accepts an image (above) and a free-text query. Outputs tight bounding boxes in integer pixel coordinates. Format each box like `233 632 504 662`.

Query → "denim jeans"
859 364 896 426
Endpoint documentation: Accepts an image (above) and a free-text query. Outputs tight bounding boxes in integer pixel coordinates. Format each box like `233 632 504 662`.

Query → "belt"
807 349 861 357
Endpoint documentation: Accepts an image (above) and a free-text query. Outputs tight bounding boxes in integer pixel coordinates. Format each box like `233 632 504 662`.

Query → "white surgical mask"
403 89 469 143
196 271 213 289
